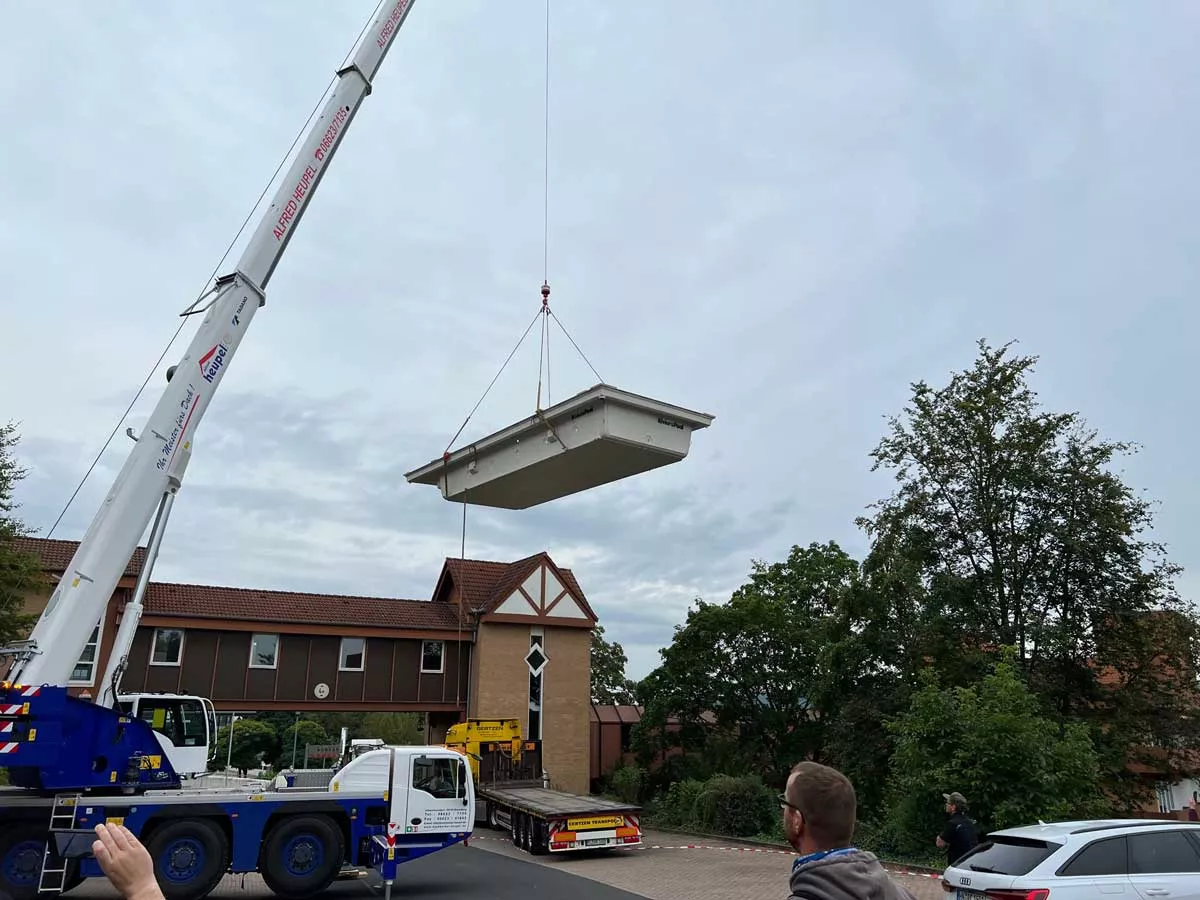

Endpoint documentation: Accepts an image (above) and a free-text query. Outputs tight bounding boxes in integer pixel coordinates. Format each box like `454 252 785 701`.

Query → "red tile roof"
442 558 510 610
8 536 146 578
439 553 597 621
12 537 594 633
144 582 463 631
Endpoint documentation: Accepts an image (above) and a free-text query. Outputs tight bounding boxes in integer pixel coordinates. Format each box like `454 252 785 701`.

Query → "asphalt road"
69 843 647 900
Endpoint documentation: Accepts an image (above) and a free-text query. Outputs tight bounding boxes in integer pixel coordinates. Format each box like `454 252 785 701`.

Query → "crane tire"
143 818 229 900
260 815 344 900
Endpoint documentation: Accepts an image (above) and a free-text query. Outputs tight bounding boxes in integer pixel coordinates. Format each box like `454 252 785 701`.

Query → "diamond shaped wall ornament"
526 643 548 676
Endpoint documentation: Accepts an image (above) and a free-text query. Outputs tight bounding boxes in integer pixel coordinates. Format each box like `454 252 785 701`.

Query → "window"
1060 836 1128 877
133 697 209 748
69 620 102 685
527 629 545 741
150 628 184 666
249 633 279 669
340 637 365 671
1128 830 1200 874
954 837 1061 876
421 640 444 674
412 756 467 800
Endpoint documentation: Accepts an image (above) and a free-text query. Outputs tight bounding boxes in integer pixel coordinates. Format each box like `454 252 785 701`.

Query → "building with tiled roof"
9 535 601 794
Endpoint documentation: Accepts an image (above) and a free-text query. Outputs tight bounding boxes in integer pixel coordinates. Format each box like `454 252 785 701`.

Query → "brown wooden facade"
121 627 471 713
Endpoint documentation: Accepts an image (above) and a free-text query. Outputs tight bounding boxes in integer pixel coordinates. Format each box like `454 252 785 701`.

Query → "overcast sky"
3 2 1199 680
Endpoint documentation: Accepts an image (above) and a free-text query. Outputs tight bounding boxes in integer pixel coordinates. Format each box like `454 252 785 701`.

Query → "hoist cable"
542 0 551 283
549 309 603 384
443 308 543 454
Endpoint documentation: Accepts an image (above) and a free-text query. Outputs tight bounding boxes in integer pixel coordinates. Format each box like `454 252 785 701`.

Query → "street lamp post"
226 714 241 771
290 712 300 771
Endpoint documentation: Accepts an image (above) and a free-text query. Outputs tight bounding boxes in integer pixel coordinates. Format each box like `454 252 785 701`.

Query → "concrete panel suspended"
405 383 715 509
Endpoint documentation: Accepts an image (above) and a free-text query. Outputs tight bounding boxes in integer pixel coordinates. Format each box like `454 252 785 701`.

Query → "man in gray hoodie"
782 761 917 900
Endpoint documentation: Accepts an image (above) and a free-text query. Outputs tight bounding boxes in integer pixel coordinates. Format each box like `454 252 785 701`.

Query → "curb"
642 823 945 878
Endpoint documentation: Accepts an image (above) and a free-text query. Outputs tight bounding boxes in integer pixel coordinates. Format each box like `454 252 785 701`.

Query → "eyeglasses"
778 793 803 814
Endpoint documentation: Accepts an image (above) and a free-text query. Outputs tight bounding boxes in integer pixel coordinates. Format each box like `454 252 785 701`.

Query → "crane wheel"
260 815 344 900
143 819 229 900
0 822 83 900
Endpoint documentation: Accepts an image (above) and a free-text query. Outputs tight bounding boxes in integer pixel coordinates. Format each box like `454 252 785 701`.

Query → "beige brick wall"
470 623 531 722
540 626 591 795
470 620 592 796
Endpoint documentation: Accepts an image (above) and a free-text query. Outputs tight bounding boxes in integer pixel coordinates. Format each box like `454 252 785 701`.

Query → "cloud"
6 2 1200 679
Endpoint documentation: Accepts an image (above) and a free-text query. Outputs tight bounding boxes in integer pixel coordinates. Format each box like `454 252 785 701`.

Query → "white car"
942 818 1200 899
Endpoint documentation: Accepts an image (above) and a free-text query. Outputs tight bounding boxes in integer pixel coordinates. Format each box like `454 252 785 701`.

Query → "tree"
859 339 1199 797
275 719 329 770
884 650 1105 858
0 421 41 644
213 719 277 773
634 541 866 787
591 625 636 704
361 712 423 745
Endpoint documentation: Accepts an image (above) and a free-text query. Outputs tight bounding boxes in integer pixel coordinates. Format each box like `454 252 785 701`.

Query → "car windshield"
956 836 1062 876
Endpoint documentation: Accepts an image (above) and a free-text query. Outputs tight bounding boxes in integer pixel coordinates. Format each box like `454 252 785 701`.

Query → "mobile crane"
0 4 476 899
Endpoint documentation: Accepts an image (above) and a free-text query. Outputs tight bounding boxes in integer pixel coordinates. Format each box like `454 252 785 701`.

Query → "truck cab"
116 692 216 778
331 745 475 838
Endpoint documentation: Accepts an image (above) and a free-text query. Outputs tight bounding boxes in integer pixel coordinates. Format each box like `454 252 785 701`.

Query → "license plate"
578 838 611 847
957 891 987 900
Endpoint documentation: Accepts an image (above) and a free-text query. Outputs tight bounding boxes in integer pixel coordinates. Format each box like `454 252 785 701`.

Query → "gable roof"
11 536 595 632
7 536 146 578
438 553 597 621
13 536 465 632
145 582 462 631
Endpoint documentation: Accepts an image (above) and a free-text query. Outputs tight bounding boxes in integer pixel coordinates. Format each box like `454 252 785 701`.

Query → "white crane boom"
8 0 417 687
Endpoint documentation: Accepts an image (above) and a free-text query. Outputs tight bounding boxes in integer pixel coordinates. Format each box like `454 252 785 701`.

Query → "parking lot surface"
472 828 947 900
68 828 944 900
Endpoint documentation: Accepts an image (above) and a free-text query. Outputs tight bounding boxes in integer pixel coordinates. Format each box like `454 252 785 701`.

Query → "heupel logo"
199 343 228 384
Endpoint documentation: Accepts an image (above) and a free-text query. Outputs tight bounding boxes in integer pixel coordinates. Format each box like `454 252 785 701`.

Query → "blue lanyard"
793 847 858 871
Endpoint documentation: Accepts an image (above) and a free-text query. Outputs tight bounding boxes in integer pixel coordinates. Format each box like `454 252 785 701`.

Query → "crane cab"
116 693 216 777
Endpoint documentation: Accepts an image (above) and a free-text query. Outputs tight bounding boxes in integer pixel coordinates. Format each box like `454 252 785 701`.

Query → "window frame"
67 619 104 686
149 627 186 667
339 636 366 672
420 640 444 675
248 633 280 670
1057 835 1128 877
527 627 545 741
1128 829 1200 875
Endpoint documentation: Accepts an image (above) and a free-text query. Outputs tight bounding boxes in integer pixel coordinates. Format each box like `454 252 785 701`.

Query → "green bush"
609 764 645 804
657 778 706 829
694 774 776 837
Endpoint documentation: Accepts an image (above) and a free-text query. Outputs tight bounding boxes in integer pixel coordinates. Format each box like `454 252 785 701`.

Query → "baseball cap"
943 791 968 806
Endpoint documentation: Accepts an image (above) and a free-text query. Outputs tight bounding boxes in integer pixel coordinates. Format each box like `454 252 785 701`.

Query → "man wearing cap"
936 791 979 866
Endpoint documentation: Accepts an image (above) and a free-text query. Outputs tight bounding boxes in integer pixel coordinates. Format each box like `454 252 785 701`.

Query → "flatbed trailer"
445 718 643 855
476 781 642 854
0 746 474 900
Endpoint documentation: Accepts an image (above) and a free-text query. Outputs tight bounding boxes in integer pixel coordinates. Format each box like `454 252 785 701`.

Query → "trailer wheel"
510 812 522 848
529 819 549 856
260 815 344 900
520 815 532 852
144 819 229 900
